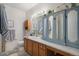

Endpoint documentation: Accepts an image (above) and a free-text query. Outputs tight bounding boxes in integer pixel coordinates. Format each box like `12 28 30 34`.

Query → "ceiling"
5 3 38 11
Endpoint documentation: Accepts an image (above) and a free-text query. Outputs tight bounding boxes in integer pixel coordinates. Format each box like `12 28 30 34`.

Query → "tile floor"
9 47 30 56
0 47 30 56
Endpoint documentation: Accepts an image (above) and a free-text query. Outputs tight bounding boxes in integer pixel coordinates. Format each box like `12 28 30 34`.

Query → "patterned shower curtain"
0 4 8 37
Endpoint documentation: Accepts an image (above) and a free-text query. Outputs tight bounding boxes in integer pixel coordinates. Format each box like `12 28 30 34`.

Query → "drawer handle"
40 45 42 48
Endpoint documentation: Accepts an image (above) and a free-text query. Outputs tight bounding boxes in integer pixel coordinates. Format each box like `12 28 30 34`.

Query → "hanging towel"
0 4 8 36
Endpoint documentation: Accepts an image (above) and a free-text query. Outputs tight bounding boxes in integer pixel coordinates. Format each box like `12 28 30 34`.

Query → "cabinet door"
27 40 33 55
66 7 79 49
48 13 54 40
42 15 49 40
39 43 46 56
33 41 39 56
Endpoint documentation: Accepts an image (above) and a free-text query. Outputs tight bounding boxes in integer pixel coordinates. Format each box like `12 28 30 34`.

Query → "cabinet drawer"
39 43 46 50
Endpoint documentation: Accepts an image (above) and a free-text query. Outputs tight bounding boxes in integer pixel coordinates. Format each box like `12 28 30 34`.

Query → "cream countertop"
24 36 79 56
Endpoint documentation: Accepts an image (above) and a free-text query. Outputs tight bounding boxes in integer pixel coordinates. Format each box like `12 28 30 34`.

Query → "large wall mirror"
31 16 43 38
67 10 78 43
47 11 65 45
55 12 64 40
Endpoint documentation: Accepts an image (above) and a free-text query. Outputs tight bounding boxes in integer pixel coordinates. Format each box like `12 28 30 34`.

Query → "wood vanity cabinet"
24 38 73 56
24 38 33 55
32 41 39 56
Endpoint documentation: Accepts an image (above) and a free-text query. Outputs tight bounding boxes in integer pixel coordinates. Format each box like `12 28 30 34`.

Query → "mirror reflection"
68 10 78 42
44 18 47 37
31 16 43 37
48 16 53 39
55 13 64 40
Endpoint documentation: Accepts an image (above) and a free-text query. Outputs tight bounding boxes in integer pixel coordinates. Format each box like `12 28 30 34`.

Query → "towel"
0 4 8 36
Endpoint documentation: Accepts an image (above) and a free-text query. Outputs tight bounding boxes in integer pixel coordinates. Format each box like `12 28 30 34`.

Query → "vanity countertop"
24 36 79 56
